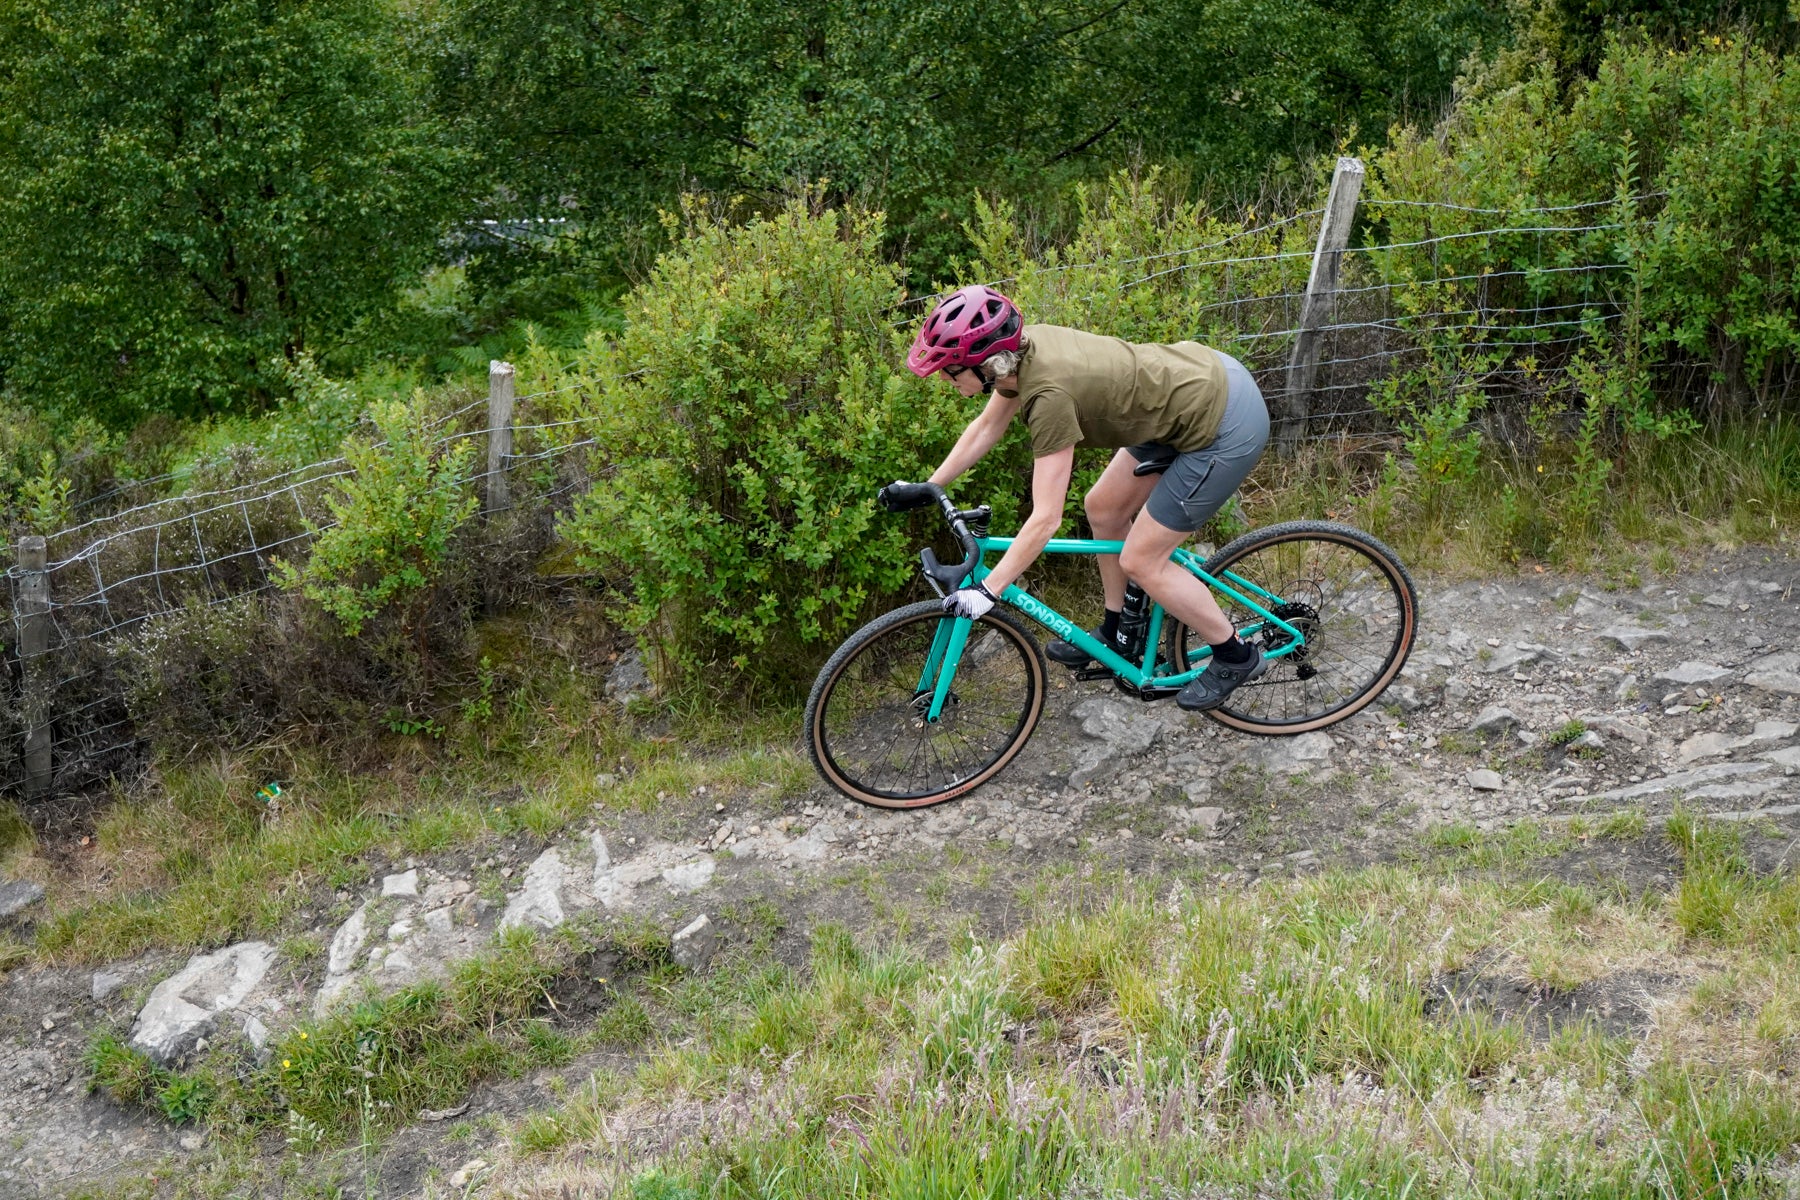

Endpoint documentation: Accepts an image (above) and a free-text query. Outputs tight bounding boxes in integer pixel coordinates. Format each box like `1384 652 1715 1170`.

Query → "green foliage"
1548 718 1589 745
557 199 1026 688
278 394 478 640
422 0 1507 285
1667 809 1800 949
0 0 464 426
1368 342 1497 517
261 355 371 467
1373 39 1800 420
628 1172 700 1200
83 1035 164 1107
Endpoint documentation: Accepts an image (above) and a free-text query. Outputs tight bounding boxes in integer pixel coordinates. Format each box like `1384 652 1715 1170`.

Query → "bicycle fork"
915 617 972 722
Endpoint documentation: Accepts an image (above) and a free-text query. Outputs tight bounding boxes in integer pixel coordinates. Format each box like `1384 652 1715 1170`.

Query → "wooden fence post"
485 360 516 517
1277 156 1365 456
15 536 52 800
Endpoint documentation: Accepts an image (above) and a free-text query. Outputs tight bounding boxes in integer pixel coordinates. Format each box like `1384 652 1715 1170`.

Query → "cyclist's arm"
977 445 1074 595
927 392 1022 487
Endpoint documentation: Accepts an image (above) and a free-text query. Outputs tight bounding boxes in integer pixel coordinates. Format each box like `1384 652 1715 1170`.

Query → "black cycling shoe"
1175 645 1268 711
1045 626 1124 668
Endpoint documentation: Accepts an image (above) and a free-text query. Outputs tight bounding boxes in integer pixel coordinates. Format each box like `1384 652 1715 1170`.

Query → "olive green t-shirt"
1015 325 1229 457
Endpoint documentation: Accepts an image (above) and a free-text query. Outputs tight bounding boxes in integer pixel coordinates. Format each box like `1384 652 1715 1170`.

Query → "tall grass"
519 862 1800 1200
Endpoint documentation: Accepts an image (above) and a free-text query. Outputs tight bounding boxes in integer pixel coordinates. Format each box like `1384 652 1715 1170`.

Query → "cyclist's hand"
941 582 997 620
878 481 935 512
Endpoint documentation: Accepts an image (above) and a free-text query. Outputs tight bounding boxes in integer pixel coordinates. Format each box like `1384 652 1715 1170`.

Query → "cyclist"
887 284 1270 712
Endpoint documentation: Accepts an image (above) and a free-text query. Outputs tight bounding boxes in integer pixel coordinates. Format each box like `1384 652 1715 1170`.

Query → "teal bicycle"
805 483 1417 808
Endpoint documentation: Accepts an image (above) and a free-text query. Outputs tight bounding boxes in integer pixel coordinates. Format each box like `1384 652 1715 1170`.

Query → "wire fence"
1 386 602 811
2 187 1648 807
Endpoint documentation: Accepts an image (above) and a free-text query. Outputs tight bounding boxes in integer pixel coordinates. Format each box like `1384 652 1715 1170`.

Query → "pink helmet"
906 285 1023 378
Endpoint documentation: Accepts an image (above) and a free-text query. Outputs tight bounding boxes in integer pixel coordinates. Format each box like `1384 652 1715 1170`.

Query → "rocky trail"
3 551 1800 1197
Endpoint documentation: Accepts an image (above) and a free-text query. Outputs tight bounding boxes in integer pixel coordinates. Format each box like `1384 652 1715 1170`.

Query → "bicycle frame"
916 536 1308 721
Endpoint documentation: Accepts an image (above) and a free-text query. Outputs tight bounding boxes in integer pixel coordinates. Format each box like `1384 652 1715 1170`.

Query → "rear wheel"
806 601 1047 808
1165 521 1417 734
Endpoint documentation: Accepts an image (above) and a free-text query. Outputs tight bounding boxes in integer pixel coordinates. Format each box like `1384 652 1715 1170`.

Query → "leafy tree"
424 0 1508 283
0 0 465 426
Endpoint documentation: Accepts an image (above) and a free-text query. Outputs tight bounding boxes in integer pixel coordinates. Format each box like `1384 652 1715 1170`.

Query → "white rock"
1189 806 1226 835
1252 726 1339 773
129 942 276 1065
242 1015 270 1050
0 880 45 918
380 869 419 898
662 860 716 893
91 970 127 1002
1587 761 1773 802
1068 698 1170 788
671 914 718 969
1710 804 1800 822
1467 769 1504 791
1745 653 1800 696
1570 730 1605 752
1387 685 1424 712
1584 719 1648 744
1597 624 1670 652
499 848 567 931
1762 746 1800 771
1479 644 1542 674
422 907 454 936
1677 732 1741 763
1469 706 1520 734
1653 662 1733 687
1679 721 1798 763
606 651 653 702
449 1160 488 1188
326 903 370 976
1686 779 1785 803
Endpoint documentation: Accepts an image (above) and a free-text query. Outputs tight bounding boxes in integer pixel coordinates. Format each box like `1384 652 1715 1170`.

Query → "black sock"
1210 635 1253 664
1100 609 1122 643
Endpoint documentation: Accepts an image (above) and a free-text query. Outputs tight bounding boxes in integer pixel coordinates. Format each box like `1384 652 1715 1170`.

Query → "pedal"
1071 668 1112 682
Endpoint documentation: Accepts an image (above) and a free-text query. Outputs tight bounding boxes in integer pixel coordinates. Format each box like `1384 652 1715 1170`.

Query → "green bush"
278 393 479 644
1371 38 1800 420
558 199 1027 689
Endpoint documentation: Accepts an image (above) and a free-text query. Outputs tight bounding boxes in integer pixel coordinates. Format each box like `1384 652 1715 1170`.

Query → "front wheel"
1166 521 1417 735
806 601 1047 808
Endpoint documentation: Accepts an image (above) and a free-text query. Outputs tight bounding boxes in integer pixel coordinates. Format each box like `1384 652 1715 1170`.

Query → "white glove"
942 582 997 620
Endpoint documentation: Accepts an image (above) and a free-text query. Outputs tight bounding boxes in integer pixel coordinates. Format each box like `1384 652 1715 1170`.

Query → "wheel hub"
910 689 957 723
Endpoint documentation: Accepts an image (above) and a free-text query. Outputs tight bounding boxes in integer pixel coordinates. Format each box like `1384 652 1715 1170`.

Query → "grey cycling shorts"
1126 353 1269 533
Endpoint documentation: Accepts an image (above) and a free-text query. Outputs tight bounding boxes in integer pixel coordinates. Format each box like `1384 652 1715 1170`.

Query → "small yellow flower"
299 1032 308 1040
283 1059 292 1069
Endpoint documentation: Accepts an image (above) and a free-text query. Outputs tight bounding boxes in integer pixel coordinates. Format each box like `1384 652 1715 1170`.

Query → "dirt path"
4 551 1800 1198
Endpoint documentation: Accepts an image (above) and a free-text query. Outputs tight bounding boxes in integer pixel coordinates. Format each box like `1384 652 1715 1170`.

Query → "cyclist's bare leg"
1083 450 1160 610
1118 510 1234 643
